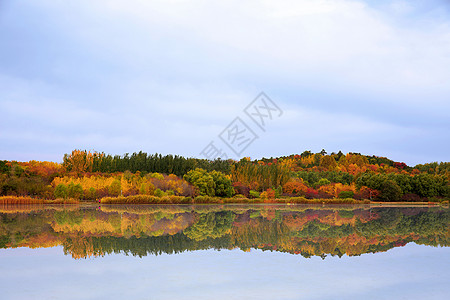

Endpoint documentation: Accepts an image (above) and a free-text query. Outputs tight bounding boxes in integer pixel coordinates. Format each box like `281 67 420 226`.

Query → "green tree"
316 178 331 187
109 179 122 197
67 182 84 199
379 180 402 202
313 153 322 166
411 174 440 198
154 188 165 197
184 168 215 196
275 186 283 198
249 190 260 198
54 184 68 199
338 191 354 199
210 171 234 197
388 174 412 194
85 187 97 200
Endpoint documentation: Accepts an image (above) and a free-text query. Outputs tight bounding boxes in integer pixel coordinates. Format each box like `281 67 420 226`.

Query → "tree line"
0 149 449 202
63 150 230 176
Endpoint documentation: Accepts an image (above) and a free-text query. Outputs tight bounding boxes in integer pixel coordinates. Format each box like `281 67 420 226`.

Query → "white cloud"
56 0 450 95
0 0 449 164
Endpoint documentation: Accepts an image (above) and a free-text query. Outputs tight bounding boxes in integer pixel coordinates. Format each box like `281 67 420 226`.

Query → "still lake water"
0 204 449 300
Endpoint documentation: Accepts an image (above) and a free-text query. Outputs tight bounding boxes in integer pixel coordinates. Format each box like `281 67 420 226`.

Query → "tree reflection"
0 205 448 259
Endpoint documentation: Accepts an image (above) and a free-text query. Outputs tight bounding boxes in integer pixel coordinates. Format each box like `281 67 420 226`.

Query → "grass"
99 195 370 205
7 195 439 206
100 195 192 204
45 198 80 204
0 196 79 205
269 197 370 204
369 201 444 206
0 196 44 204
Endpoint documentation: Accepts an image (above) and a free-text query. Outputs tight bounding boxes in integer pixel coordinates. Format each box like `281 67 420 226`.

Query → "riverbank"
2 195 448 206
99 194 370 204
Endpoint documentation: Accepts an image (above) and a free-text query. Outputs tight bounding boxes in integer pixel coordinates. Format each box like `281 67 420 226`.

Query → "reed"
100 195 192 204
99 195 369 205
45 198 80 204
0 196 44 204
0 196 80 205
282 197 370 204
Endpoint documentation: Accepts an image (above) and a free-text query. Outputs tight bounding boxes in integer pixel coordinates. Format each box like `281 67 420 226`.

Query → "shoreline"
0 195 447 207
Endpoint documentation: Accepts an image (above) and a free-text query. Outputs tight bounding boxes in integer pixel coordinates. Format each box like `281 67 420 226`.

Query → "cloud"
68 0 450 92
0 0 449 164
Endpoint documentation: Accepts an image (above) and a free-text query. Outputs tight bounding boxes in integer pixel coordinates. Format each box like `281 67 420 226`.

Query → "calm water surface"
0 204 449 300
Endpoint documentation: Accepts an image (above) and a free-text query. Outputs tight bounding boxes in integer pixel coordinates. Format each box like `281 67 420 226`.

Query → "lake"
0 204 449 300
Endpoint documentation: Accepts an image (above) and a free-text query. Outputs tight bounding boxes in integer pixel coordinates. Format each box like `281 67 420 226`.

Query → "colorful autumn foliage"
50 172 196 200
260 188 276 200
0 149 449 203
282 179 308 196
231 159 290 191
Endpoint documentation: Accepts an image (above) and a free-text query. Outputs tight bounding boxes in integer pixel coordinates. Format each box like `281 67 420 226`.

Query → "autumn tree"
63 150 95 174
320 155 337 170
109 179 122 197
282 179 308 196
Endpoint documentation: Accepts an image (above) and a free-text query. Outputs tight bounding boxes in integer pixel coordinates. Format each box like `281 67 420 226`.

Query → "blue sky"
1 0 449 165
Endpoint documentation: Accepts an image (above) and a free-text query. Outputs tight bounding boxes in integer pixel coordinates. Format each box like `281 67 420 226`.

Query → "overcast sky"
1 0 449 165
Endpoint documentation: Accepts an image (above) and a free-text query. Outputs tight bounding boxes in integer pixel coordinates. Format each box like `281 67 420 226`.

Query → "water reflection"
0 204 448 259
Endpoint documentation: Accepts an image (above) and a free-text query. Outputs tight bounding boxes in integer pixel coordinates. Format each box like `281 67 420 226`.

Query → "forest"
0 149 449 204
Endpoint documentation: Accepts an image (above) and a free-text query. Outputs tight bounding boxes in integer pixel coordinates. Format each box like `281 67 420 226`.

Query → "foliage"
67 183 84 200
260 188 276 200
184 168 215 196
378 180 402 202
54 184 68 199
210 171 234 197
1 149 449 203
231 159 290 191
282 179 308 195
63 150 97 174
232 182 250 197
109 179 122 197
184 168 233 197
338 191 355 199
249 190 260 198
71 150 231 176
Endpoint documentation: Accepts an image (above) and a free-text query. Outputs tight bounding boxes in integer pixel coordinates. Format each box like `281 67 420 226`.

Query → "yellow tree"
63 150 95 174
320 155 338 171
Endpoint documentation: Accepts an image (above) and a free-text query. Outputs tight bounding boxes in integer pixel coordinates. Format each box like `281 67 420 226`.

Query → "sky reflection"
1 243 448 300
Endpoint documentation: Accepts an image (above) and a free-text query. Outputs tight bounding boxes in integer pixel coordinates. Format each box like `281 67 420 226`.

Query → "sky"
0 0 449 166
